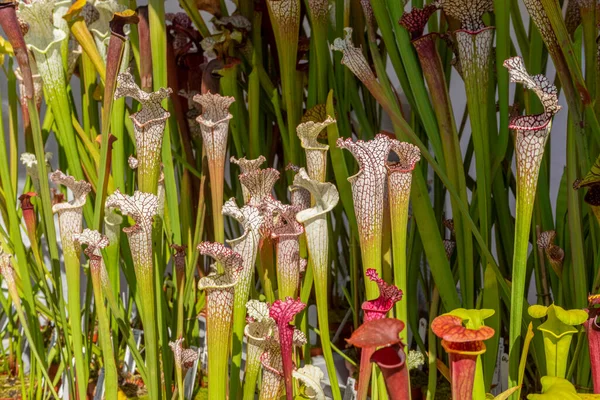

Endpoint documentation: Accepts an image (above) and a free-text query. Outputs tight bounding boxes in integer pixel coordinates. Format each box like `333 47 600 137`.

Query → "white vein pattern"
522 0 561 56
114 70 172 189
50 171 92 257
0 250 16 291
194 92 235 174
503 56 560 198
244 300 275 398
537 230 564 278
231 155 267 203
297 116 335 182
223 198 263 352
266 0 300 39
239 168 280 207
307 0 328 23
105 190 159 275
387 141 421 212
169 338 199 370
336 134 391 245
0 251 19 306
197 243 242 392
455 27 494 89
286 164 311 211
17 0 69 96
74 229 110 288
436 0 493 31
331 28 378 89
259 336 284 400
267 202 304 299
294 168 339 283
104 208 123 245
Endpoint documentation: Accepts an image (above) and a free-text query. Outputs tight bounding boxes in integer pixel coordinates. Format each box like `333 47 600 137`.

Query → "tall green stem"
106 191 160 400
387 141 420 345
408 28 474 313
508 126 551 398
51 171 92 400
198 243 241 399
76 230 118 400
294 169 341 400
223 200 262 398
455 28 495 307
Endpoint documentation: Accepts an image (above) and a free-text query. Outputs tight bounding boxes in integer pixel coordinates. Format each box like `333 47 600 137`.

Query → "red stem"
356 346 375 400
370 345 410 400
586 317 600 393
449 353 477 400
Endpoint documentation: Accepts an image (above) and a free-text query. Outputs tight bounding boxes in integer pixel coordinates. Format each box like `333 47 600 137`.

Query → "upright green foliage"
2 2 600 399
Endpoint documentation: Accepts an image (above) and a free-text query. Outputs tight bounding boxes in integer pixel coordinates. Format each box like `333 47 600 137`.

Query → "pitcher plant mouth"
349 268 404 399
370 345 410 400
3 1 600 399
244 300 275 400
197 242 243 399
268 297 307 400
528 304 587 378
223 197 263 395
336 134 392 298
503 54 561 398
432 310 495 400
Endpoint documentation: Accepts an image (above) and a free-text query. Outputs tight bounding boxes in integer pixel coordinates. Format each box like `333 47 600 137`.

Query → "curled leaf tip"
297 117 335 181
114 68 172 117
73 229 109 258
104 190 159 228
222 198 263 237
270 297 306 400
297 116 335 150
19 192 36 210
537 231 564 264
388 141 421 173
239 168 280 206
337 134 391 243
246 299 272 322
436 0 493 32
294 168 339 221
362 269 403 321
49 170 92 214
399 4 438 39
287 166 312 210
169 338 199 370
197 242 243 290
347 318 405 348
504 56 561 118
331 27 377 84
431 314 495 343
230 155 267 173
270 297 306 326
193 91 235 125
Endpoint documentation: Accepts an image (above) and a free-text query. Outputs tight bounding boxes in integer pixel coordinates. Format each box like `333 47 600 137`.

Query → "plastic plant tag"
184 346 200 399
123 328 143 374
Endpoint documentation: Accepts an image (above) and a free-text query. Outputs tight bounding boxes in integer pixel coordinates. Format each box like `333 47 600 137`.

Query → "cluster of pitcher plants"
5 0 600 398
